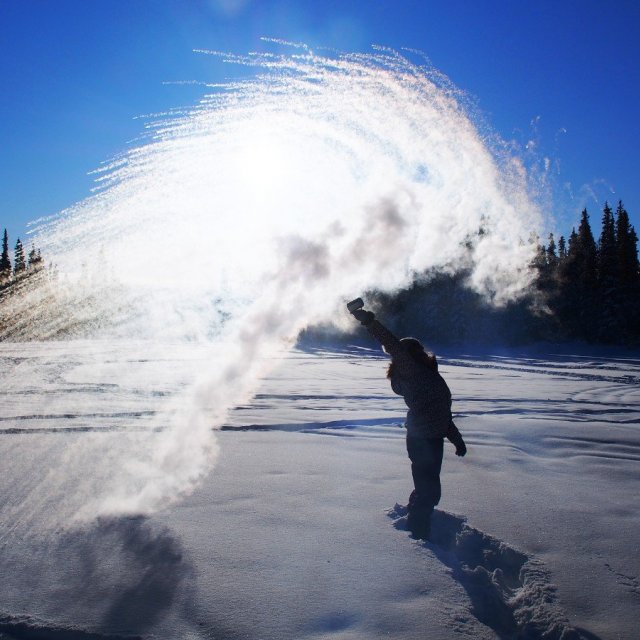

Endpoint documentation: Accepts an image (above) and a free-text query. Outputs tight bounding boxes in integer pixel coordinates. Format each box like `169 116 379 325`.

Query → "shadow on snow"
388 505 602 640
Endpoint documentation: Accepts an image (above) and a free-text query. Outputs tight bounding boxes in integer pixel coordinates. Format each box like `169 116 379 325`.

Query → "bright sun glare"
233 129 291 200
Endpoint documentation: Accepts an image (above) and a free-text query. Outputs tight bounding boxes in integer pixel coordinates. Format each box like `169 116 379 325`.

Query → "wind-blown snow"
1 341 638 639
24 46 545 516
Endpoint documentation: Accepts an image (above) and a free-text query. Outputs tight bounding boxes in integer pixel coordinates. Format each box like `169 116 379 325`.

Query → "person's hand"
455 442 467 457
352 309 375 326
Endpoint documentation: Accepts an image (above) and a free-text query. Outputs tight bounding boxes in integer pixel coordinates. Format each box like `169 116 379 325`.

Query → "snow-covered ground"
1 341 639 639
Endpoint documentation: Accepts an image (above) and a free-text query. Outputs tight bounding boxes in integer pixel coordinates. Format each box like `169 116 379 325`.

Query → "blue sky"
1 0 639 243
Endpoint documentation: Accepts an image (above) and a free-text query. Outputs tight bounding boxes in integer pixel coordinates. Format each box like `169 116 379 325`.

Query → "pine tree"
567 228 578 255
532 240 547 272
13 238 26 276
576 209 598 282
560 228 579 291
28 245 44 271
547 233 558 270
0 229 11 282
557 235 567 261
615 201 640 341
533 236 554 296
529 233 563 340
597 202 620 340
615 201 639 288
598 202 617 289
558 211 598 340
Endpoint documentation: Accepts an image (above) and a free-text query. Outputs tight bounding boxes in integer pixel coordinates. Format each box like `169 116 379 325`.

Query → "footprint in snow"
387 504 600 640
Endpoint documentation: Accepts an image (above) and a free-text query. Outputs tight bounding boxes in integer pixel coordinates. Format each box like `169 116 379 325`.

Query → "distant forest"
2 200 639 345
0 229 46 293
0 230 50 339
362 200 640 347
0 229 44 282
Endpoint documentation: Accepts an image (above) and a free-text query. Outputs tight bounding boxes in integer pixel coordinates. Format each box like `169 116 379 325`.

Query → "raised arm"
351 309 402 357
366 319 403 358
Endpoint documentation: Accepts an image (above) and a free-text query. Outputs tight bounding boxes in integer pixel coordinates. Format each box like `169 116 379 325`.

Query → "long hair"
387 339 438 378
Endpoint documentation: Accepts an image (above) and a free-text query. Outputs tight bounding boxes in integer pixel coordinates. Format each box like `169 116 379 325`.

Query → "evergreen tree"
567 227 578 255
557 235 567 261
546 233 558 270
532 240 547 272
557 212 598 340
576 209 598 282
533 237 553 297
614 201 640 341
28 245 44 271
13 238 26 276
596 202 620 339
615 201 639 288
528 234 560 340
0 229 11 281
560 228 579 293
598 202 617 289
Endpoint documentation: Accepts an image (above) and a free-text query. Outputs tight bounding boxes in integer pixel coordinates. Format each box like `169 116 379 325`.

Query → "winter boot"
407 492 433 540
407 510 431 540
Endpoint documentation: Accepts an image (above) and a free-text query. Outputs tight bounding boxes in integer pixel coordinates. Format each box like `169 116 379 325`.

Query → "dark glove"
352 309 375 326
455 442 467 457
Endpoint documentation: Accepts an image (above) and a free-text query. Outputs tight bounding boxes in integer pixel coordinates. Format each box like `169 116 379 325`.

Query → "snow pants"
406 436 444 511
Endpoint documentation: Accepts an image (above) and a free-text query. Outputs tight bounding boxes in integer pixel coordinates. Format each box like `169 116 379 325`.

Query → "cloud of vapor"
24 45 544 519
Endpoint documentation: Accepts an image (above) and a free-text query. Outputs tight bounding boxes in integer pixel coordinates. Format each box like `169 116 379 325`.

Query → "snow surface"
1 341 639 639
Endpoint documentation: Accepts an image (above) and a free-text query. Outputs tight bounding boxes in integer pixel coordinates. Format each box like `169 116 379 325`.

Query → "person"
351 305 466 540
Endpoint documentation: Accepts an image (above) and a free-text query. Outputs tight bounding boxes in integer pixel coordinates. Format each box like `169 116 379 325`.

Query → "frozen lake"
1 341 639 639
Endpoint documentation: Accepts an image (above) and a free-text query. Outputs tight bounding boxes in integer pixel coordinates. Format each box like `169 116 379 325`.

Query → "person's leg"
406 437 444 539
407 437 443 507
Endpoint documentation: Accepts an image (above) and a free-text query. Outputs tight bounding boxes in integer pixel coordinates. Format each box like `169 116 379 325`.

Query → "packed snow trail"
389 505 583 639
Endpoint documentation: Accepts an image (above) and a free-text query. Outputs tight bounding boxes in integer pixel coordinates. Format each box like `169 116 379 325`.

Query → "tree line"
0 228 45 288
0 227 61 340
357 200 640 347
533 201 639 343
2 200 639 345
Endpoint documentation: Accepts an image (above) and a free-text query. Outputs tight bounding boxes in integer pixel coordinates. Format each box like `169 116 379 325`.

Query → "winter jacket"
366 319 461 442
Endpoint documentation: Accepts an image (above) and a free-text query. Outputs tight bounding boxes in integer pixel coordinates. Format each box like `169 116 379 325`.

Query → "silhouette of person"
351 306 466 540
